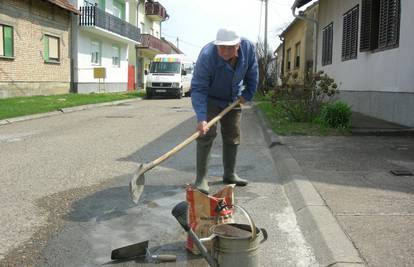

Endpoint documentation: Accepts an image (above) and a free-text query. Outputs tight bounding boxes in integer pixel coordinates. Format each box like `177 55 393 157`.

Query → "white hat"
213 28 241 46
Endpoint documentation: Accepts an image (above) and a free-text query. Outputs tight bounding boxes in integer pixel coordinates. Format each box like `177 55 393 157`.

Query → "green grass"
256 101 349 136
0 91 145 120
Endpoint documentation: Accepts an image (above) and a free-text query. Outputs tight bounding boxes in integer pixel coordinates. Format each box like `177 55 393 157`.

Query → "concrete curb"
0 98 142 126
253 103 365 267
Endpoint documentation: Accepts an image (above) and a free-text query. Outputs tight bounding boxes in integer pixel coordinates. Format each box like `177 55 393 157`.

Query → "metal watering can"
172 201 268 267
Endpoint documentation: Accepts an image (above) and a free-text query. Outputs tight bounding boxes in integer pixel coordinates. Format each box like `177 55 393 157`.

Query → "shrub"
271 71 339 122
320 101 352 128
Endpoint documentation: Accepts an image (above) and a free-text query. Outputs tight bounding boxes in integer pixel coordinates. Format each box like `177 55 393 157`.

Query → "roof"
280 18 300 37
161 38 184 54
280 1 318 37
292 0 313 9
46 0 80 14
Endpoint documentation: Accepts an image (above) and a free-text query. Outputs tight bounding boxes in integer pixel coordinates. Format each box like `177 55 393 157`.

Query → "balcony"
137 34 177 55
145 2 168 21
79 6 140 43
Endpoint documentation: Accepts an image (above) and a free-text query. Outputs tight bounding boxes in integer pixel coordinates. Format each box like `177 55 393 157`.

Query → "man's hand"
238 96 246 104
197 121 209 136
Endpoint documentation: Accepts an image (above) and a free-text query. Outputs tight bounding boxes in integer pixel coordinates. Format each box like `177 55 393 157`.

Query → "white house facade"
313 0 414 127
71 0 140 93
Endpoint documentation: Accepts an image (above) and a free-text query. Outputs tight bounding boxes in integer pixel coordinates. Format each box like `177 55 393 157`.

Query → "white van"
145 54 194 99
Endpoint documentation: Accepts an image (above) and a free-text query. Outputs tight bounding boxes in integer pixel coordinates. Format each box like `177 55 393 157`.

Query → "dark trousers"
196 102 242 146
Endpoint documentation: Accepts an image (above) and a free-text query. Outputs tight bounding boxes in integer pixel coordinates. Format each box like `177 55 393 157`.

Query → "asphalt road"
0 98 318 266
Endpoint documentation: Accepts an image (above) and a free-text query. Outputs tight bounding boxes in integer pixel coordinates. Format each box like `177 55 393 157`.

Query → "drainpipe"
291 0 318 74
279 35 285 78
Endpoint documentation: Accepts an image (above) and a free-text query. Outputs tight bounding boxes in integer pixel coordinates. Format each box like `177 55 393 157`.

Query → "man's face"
217 44 240 61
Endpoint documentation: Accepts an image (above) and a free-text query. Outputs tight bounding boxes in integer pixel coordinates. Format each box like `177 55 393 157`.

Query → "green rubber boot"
222 144 248 186
194 142 212 194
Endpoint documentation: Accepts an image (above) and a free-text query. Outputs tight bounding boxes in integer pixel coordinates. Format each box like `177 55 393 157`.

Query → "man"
191 28 259 194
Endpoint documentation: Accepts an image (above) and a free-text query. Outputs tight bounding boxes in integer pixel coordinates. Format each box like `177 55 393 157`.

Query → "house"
293 0 414 127
280 2 318 83
136 0 182 89
72 0 142 93
0 0 79 98
274 43 283 86
72 0 180 93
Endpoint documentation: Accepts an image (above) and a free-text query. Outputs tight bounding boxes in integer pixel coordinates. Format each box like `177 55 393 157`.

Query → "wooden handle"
144 99 241 172
151 254 177 262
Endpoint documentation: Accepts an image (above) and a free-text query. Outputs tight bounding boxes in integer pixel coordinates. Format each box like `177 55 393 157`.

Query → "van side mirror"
144 70 148 75
181 69 187 76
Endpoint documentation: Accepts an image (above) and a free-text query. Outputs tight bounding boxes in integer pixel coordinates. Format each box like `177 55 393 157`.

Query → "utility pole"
264 0 268 57
263 0 269 89
176 37 179 49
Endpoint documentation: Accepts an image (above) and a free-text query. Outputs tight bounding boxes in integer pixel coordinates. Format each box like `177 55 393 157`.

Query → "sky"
159 0 296 61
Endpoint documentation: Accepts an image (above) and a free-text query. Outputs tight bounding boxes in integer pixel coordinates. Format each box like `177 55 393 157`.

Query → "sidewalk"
255 107 414 267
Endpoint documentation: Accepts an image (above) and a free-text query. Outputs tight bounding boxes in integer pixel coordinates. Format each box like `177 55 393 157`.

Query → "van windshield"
150 62 181 74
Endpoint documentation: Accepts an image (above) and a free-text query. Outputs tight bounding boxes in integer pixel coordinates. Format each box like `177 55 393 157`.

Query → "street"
0 98 317 266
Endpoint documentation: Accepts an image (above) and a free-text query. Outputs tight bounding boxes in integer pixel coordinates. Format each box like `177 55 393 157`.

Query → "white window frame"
112 44 120 67
91 40 101 65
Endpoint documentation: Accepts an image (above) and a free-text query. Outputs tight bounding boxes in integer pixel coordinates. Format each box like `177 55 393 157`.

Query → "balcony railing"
137 34 175 54
145 2 168 21
79 6 140 43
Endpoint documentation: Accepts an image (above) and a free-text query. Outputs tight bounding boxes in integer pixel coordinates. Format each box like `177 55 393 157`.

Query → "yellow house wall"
283 19 307 82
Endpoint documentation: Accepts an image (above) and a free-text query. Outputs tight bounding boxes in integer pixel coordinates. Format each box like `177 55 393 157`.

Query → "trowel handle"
150 254 177 262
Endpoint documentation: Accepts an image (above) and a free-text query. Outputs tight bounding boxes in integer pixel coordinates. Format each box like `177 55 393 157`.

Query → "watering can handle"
260 228 268 244
234 205 257 240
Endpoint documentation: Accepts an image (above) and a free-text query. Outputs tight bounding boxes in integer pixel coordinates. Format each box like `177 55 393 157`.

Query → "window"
44 35 60 63
0 24 13 58
322 23 333 65
286 48 291 71
294 42 301 68
91 40 101 65
113 0 125 19
360 0 400 52
342 5 359 61
183 63 194 74
112 45 120 67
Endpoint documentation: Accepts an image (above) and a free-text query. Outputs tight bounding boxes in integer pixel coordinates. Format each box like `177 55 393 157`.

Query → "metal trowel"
111 240 176 263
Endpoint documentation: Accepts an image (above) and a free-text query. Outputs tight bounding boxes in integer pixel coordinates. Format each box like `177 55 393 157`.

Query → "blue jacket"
191 38 259 122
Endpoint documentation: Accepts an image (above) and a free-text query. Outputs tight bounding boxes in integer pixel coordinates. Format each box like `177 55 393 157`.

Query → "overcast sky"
160 0 296 60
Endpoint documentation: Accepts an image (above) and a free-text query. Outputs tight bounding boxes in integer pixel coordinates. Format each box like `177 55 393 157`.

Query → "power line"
162 32 202 49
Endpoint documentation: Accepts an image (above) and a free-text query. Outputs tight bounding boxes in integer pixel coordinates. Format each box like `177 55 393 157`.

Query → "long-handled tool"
111 240 176 262
130 99 241 203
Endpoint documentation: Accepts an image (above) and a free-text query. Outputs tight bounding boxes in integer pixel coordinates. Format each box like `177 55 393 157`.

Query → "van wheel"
176 88 182 99
146 91 152 99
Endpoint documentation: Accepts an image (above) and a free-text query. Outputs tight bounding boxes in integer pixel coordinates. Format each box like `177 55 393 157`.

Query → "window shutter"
342 14 348 60
378 0 400 49
342 6 359 60
360 0 373 51
49 37 59 59
350 7 359 59
0 26 4 56
44 35 49 61
4 26 13 57
328 24 333 64
322 23 333 65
